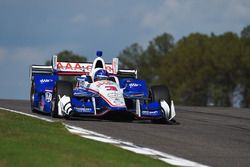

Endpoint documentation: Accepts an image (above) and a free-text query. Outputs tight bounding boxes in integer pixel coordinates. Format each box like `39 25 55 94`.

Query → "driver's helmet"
94 69 109 81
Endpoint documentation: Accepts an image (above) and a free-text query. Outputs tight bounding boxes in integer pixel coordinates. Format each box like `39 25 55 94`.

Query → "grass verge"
0 109 174 167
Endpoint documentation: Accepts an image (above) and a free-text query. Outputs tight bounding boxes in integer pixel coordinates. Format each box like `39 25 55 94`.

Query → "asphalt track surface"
0 99 250 167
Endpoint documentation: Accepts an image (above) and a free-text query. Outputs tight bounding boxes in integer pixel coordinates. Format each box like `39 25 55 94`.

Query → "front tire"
150 85 171 105
150 85 171 124
51 81 73 118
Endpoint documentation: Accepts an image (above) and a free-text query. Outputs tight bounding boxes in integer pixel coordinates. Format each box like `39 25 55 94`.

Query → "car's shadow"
33 109 179 125
66 115 180 125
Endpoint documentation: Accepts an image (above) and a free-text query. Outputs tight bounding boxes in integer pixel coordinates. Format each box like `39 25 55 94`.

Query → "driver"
94 69 109 82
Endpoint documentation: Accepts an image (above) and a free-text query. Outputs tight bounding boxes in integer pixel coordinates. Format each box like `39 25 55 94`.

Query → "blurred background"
0 0 249 107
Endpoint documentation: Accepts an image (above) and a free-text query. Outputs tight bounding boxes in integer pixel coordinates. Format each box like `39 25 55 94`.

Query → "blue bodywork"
30 55 166 120
32 74 58 113
31 75 164 119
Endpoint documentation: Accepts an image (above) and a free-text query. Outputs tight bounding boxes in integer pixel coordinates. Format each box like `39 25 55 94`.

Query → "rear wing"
53 56 118 75
30 54 138 80
30 55 121 80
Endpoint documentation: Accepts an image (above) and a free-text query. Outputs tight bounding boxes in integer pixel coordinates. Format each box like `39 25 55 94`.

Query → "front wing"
58 94 175 121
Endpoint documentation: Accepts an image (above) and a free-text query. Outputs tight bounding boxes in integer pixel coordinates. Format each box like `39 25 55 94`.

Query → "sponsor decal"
129 83 141 87
107 92 123 100
75 107 93 113
107 92 119 98
57 62 114 73
105 66 112 73
113 99 125 105
105 86 117 91
142 110 159 115
96 80 113 87
40 79 53 83
57 62 83 71
45 92 52 102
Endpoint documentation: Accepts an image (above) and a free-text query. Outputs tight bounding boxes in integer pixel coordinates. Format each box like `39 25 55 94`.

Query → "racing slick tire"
150 85 172 124
30 81 36 113
51 80 73 118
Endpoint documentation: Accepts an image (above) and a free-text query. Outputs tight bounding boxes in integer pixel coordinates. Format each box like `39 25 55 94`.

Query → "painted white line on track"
0 107 53 122
0 107 209 167
66 124 209 167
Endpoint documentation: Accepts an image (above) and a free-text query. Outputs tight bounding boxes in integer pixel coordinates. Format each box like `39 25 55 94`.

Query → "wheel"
30 82 36 113
150 85 171 124
51 80 73 118
150 85 171 105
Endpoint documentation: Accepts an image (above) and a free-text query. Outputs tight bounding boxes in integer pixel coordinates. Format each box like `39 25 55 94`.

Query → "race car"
30 51 176 123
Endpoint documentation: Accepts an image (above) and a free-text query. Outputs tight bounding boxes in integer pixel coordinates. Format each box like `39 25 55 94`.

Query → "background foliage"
118 26 250 107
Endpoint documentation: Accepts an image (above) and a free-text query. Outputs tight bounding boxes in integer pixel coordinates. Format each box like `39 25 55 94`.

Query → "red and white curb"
0 107 209 167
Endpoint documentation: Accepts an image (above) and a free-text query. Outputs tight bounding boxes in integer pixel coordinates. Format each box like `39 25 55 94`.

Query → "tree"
209 32 242 106
118 33 174 85
160 32 247 107
45 50 87 65
241 25 250 39
240 26 250 107
141 33 174 85
117 26 250 107
117 43 144 70
160 33 212 105
146 32 174 57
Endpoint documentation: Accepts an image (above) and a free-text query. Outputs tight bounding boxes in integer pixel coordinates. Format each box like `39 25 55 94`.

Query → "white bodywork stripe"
58 95 63 116
160 100 170 119
0 106 209 167
160 100 176 121
136 99 141 117
92 97 96 115
170 100 176 120
58 95 72 115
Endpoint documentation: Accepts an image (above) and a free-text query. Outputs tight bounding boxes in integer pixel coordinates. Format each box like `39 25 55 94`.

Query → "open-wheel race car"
30 51 176 123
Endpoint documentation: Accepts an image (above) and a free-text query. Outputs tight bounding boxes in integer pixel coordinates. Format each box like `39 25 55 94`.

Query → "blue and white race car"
30 51 176 123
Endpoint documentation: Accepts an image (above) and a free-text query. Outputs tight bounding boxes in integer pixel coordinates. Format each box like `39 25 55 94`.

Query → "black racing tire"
30 82 36 113
150 85 171 105
51 80 73 118
150 85 171 124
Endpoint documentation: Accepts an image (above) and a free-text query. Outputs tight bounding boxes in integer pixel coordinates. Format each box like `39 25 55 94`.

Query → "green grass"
0 109 174 167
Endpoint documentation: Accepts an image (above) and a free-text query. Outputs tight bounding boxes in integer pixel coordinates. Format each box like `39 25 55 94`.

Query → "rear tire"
150 85 171 124
51 81 73 118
